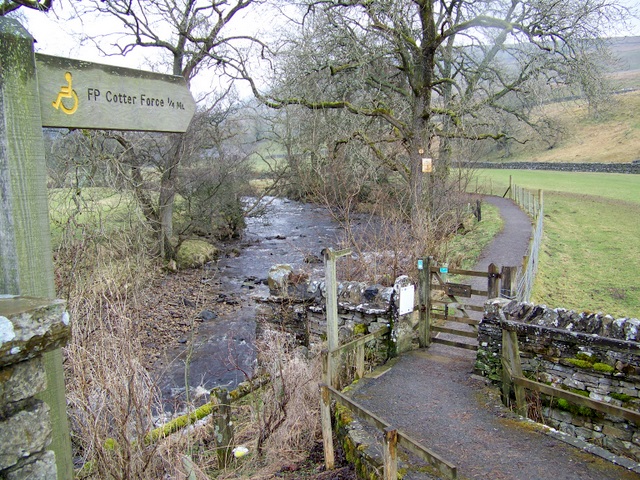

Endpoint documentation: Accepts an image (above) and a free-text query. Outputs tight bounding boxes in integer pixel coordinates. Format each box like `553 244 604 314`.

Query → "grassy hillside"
480 89 640 164
477 37 640 165
608 36 640 87
476 170 640 318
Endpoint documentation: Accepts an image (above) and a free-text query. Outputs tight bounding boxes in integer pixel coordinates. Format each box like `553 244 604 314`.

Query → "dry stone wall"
457 161 640 174
257 265 420 356
477 299 640 462
0 296 71 480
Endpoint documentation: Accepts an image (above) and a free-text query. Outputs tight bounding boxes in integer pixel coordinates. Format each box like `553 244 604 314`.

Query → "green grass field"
476 169 640 318
48 188 143 247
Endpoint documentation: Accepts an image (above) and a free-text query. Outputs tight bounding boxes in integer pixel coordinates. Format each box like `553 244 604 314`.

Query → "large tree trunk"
158 133 185 260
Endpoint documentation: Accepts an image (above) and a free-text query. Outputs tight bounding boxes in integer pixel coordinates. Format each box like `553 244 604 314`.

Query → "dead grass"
484 90 640 164
55 204 325 478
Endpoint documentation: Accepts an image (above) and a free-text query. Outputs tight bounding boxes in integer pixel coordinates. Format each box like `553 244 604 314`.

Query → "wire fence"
506 182 544 302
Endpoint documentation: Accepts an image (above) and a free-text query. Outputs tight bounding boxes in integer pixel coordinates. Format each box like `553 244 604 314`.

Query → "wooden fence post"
322 349 329 385
383 427 398 480
501 328 527 417
0 18 73 479
323 247 351 387
324 248 339 388
356 343 365 379
418 257 431 348
500 266 518 300
487 263 500 299
213 388 234 468
320 385 335 470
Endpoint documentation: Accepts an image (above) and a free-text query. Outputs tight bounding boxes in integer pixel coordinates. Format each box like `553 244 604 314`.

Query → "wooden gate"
417 258 516 351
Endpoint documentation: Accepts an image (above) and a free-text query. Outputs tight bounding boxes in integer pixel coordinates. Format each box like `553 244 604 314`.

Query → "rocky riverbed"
140 197 345 412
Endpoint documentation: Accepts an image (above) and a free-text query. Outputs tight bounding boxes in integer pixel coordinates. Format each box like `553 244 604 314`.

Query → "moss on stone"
610 392 634 403
335 403 353 428
175 239 218 269
566 358 592 369
353 323 368 336
556 398 596 418
592 362 614 374
575 352 596 363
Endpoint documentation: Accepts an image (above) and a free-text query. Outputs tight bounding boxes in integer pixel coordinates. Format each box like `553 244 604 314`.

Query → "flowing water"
156 197 343 412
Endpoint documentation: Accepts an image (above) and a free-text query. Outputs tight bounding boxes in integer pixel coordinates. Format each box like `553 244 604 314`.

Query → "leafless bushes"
52 184 323 478
211 329 321 478
326 171 479 285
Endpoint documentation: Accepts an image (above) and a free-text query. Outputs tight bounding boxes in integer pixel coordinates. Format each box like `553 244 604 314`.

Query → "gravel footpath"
346 196 640 480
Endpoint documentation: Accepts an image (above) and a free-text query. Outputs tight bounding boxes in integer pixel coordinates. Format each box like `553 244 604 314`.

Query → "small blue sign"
417 259 424 270
440 267 448 274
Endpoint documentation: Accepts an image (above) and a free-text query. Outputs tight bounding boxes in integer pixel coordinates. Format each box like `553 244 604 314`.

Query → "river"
155 197 344 412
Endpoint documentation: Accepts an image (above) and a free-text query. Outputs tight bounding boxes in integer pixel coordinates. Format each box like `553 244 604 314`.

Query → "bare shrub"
211 329 322 478
66 299 166 479
50 185 178 478
255 330 321 458
333 173 477 285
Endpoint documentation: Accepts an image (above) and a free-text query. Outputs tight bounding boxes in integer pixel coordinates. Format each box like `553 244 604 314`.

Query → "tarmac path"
346 195 639 480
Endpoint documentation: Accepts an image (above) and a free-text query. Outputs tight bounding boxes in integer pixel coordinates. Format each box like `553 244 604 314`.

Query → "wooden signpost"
1 17 196 479
36 53 196 132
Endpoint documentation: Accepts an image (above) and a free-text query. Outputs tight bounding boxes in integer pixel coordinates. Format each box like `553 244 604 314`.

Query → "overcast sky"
17 0 640 102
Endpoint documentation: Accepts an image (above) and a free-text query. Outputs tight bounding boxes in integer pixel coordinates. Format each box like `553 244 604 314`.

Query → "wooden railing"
326 326 390 387
320 384 457 480
501 325 640 424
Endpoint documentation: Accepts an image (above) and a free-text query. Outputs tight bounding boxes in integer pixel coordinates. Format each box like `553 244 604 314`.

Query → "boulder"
268 264 293 294
176 240 218 269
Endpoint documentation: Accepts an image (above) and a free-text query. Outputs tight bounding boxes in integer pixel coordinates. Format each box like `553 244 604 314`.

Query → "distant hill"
605 36 640 87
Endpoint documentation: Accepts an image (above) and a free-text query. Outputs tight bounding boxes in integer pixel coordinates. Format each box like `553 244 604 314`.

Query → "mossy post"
320 384 335 470
417 256 431 348
501 327 527 417
213 388 234 468
0 17 73 479
323 247 351 387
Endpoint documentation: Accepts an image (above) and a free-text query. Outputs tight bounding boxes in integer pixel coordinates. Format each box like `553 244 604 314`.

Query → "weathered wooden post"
355 343 365 379
501 327 527 417
319 384 335 470
0 18 73 479
2 16 197 479
382 426 398 480
417 257 432 348
500 266 518 300
212 388 234 468
323 247 351 387
487 263 500 299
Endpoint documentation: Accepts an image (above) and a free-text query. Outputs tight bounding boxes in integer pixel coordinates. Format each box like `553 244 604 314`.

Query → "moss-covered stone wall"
0 296 71 479
477 299 640 462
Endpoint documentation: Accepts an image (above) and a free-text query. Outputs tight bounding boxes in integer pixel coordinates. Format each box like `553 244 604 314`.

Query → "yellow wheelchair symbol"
52 72 78 115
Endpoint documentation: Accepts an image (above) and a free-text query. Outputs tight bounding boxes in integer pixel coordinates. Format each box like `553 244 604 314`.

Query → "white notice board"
398 285 415 316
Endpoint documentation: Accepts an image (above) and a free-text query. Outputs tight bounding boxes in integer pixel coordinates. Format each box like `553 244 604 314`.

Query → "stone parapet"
456 161 640 174
259 268 420 354
477 299 640 463
0 296 70 480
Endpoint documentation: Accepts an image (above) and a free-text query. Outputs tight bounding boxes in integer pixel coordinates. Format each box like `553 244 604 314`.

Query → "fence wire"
508 184 544 302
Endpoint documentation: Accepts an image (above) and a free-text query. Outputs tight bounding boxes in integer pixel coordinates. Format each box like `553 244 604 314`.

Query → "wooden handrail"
321 384 457 479
329 326 389 357
429 266 501 278
513 376 640 424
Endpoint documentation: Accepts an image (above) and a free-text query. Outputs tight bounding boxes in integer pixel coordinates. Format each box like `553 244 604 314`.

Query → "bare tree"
247 0 631 225
67 0 266 258
0 0 50 16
